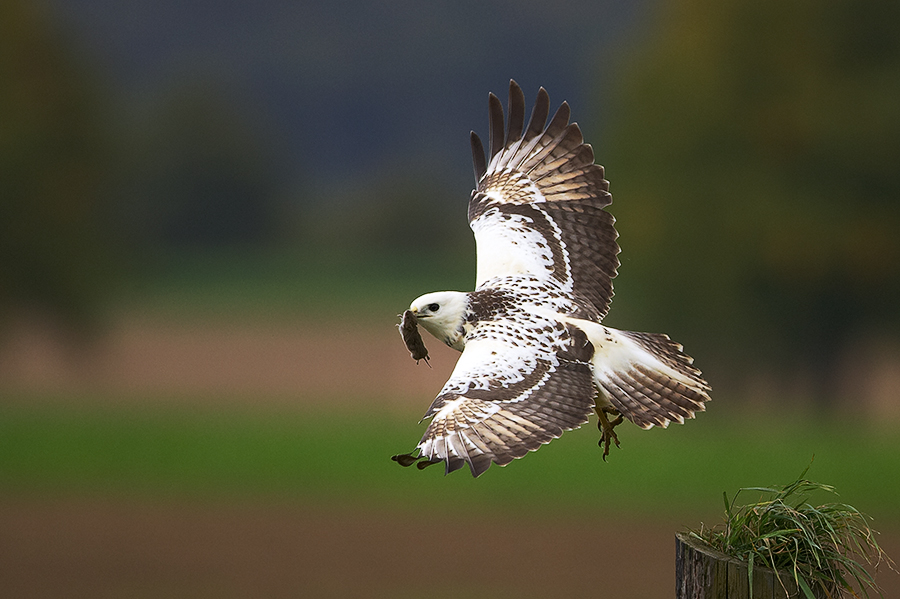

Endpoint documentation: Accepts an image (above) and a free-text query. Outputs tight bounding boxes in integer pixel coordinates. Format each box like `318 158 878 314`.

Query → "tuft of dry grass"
689 465 896 598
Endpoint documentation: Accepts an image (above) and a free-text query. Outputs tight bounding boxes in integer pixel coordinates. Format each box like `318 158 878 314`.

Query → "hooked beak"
410 305 431 319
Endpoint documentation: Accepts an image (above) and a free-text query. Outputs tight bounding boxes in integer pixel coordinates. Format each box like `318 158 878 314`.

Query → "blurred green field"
2 397 898 526
115 249 475 320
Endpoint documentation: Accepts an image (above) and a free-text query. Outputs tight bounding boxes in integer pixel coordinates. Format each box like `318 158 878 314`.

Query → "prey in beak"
399 309 430 365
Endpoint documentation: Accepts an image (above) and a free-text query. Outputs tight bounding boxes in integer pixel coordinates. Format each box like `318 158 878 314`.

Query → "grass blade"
687 466 896 599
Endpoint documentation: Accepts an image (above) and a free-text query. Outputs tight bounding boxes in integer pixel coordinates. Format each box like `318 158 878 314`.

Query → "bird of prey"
393 80 711 477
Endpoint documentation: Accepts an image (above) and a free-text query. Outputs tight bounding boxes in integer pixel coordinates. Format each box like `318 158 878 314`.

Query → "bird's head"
409 291 468 349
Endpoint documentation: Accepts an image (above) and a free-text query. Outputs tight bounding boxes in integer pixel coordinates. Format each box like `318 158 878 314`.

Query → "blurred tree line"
1 0 113 327
1 0 295 329
3 0 899 405
603 0 900 399
117 83 286 249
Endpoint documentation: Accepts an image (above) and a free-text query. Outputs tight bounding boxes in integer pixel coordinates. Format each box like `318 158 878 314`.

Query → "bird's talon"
595 406 623 461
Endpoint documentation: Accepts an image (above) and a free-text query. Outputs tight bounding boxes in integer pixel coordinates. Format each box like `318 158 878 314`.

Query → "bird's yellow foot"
594 406 623 461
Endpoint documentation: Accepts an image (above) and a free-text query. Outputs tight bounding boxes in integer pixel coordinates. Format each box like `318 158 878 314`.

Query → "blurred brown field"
1 497 898 598
0 312 457 406
0 498 676 599
3 310 900 421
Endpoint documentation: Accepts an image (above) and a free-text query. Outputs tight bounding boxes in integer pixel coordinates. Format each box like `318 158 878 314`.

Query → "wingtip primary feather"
505 80 525 146
470 131 486 182
524 87 550 142
488 92 505 160
544 101 572 141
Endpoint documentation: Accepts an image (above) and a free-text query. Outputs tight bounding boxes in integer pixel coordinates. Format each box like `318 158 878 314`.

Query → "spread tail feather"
592 329 711 429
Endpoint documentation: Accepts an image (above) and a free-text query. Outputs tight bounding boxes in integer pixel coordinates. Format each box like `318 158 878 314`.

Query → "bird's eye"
428 303 440 312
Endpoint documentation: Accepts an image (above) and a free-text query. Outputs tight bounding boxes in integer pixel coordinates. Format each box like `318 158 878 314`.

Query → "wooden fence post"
675 532 818 599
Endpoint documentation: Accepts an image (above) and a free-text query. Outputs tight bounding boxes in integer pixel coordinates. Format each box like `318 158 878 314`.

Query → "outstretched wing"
469 80 620 320
417 300 596 477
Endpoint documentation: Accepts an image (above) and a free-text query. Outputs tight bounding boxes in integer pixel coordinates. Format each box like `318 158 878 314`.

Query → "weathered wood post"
675 532 824 599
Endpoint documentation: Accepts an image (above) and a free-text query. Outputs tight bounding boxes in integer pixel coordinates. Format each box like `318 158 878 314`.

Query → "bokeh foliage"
4 0 900 407
604 0 900 393
0 0 114 326
119 83 286 248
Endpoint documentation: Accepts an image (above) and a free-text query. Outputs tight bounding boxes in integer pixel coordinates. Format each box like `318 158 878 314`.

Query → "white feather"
471 208 556 287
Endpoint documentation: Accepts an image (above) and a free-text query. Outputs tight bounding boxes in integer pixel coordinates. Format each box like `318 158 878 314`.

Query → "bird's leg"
594 405 624 461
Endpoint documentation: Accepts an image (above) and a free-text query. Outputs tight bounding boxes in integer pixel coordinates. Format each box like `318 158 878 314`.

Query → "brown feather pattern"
468 80 618 318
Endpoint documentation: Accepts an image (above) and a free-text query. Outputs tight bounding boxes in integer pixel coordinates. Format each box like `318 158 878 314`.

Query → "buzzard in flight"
394 80 711 477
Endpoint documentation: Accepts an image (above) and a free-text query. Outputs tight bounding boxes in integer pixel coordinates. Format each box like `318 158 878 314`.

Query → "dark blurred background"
2 0 899 597
4 0 900 406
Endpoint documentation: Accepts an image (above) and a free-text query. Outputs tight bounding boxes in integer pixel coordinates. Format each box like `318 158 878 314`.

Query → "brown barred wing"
468 80 619 318
417 311 596 477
